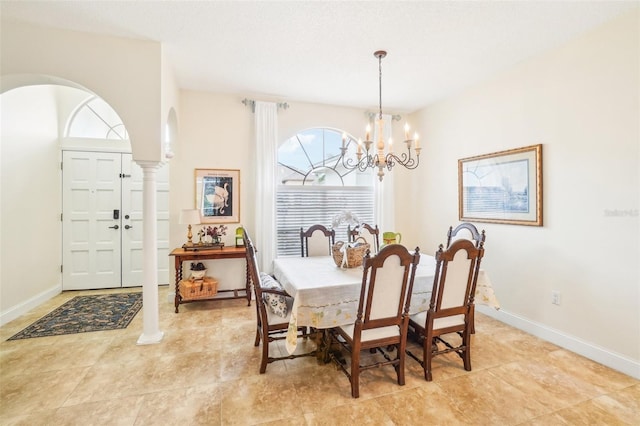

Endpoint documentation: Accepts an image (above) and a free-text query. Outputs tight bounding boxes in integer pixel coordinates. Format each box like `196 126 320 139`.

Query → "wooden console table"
169 246 250 313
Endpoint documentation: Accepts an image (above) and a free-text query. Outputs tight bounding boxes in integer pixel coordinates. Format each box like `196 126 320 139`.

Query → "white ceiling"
1 1 636 113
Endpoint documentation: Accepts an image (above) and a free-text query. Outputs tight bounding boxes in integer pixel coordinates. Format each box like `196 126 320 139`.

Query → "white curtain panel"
374 114 395 235
254 101 278 272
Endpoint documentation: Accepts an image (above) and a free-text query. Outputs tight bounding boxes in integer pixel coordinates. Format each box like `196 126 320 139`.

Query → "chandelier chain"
378 53 383 120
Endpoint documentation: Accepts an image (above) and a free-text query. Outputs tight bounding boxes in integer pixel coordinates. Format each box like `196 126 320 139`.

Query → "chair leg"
470 304 476 334
254 328 261 347
462 330 472 372
259 330 269 374
351 348 360 398
397 343 406 386
424 337 434 381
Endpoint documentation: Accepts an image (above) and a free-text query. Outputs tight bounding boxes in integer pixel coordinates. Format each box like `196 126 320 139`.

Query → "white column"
136 160 164 345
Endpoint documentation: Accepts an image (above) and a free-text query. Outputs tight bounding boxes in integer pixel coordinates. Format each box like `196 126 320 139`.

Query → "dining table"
272 254 500 355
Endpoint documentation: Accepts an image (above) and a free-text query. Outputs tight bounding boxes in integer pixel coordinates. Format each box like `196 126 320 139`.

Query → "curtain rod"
242 98 289 113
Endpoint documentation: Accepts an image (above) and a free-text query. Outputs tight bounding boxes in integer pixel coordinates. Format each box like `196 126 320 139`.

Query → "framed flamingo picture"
195 168 240 223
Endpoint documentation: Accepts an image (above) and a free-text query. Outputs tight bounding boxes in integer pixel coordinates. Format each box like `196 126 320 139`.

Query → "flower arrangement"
331 210 361 229
197 224 228 245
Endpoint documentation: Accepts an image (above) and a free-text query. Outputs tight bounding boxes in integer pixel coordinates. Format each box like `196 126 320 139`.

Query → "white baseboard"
476 305 640 380
0 284 62 326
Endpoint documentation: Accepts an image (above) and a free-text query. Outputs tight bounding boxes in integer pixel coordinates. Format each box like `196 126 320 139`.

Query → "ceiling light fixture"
340 50 420 181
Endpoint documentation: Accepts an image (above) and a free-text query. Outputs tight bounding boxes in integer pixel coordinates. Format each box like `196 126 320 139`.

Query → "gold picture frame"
195 168 240 224
458 144 542 226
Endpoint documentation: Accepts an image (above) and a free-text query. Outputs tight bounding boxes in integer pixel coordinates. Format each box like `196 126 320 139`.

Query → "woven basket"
180 276 218 301
332 238 370 268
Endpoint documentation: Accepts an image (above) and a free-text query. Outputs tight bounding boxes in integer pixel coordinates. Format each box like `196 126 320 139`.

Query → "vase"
190 269 207 280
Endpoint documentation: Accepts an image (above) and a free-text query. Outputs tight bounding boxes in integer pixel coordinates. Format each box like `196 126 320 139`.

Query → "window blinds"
276 185 375 257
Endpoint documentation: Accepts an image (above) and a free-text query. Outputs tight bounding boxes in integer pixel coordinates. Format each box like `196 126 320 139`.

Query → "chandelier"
340 50 421 181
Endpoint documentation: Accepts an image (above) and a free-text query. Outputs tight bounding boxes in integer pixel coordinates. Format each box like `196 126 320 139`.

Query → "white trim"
477 305 640 379
60 137 131 153
0 284 62 326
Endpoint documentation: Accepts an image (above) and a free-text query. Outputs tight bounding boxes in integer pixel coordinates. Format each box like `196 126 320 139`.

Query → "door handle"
109 224 120 230
124 225 132 230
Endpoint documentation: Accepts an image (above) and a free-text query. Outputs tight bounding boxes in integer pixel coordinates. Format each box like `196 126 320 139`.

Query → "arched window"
276 128 374 256
66 95 128 140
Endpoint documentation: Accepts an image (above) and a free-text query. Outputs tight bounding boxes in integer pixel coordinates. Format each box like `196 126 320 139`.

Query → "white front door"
62 151 169 290
62 151 122 289
121 155 170 287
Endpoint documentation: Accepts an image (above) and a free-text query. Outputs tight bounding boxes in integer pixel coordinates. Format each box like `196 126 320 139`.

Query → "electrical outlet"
551 291 561 305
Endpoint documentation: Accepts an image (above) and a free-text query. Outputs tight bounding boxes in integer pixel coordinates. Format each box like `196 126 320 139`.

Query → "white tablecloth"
272 255 499 354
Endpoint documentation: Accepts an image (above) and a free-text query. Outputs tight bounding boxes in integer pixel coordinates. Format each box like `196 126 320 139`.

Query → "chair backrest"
300 224 335 257
245 236 269 318
242 227 252 250
429 239 484 326
446 222 486 248
348 223 380 253
356 244 420 333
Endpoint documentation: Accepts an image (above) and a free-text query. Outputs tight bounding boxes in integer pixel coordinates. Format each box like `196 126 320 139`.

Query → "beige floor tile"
1 290 638 426
523 386 640 426
305 398 395 425
134 385 222 425
219 374 303 425
436 368 550 424
0 367 90 420
27 395 144 426
378 384 474 425
488 358 601 410
544 349 638 392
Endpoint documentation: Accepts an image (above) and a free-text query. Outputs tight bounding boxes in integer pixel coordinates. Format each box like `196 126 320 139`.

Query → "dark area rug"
8 292 142 340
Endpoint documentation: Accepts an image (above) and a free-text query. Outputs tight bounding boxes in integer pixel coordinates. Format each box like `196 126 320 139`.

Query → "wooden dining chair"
406 239 485 381
328 244 421 398
347 223 380 253
300 224 335 257
245 236 316 373
446 222 486 334
446 222 486 248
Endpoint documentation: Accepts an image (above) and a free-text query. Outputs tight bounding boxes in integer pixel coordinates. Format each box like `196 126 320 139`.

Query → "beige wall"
399 11 639 373
0 86 61 313
170 92 381 288
1 21 163 162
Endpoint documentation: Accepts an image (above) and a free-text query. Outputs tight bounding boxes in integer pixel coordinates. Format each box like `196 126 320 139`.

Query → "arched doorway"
1 82 169 294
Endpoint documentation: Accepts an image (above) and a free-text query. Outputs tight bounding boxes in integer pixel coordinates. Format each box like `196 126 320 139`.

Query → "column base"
137 330 165 345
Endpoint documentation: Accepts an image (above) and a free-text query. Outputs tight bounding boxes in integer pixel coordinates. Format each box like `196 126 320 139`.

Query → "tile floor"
1 286 638 425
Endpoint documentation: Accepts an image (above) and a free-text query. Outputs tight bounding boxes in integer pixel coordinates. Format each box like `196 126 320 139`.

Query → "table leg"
174 257 182 313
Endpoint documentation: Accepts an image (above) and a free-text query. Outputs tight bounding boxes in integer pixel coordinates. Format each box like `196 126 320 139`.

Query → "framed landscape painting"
458 144 542 226
195 168 240 224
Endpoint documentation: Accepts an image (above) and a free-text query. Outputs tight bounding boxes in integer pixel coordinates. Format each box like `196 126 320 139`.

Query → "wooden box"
180 276 218 301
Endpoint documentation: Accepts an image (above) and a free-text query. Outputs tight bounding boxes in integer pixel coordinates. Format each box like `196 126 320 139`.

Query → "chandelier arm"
340 149 375 172
385 152 420 170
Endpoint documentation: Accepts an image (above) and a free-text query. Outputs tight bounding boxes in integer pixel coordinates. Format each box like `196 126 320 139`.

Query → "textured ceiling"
1 1 637 113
